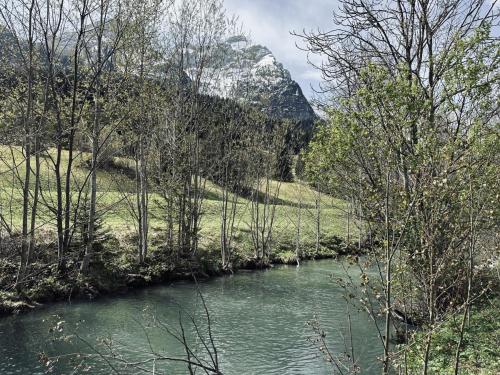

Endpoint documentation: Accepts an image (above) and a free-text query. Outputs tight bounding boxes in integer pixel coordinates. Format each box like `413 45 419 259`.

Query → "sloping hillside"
0 145 352 260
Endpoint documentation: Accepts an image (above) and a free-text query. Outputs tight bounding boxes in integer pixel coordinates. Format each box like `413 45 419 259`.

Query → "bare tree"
248 118 290 263
299 1 499 373
153 0 231 258
0 0 39 287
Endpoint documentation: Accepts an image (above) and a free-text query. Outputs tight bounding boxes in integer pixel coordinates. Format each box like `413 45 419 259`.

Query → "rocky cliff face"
203 36 317 126
1 28 317 133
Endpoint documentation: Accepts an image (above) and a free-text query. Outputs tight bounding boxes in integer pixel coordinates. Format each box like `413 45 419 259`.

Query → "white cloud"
298 69 323 81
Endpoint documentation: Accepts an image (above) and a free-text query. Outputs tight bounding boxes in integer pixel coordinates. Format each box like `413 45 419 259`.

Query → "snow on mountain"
195 35 317 125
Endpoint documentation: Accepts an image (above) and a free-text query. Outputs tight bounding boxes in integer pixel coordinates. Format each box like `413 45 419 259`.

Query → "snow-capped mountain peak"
200 35 316 125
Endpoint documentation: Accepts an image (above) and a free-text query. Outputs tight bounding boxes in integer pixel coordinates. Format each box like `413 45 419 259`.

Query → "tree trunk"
16 0 36 289
138 135 148 262
81 2 103 273
315 188 321 255
28 135 40 264
295 185 302 266
383 169 391 374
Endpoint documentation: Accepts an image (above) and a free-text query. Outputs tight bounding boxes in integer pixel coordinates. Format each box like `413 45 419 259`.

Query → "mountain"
202 36 317 128
1 28 318 138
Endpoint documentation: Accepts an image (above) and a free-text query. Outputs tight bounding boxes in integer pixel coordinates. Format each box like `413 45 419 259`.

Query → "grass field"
0 145 352 259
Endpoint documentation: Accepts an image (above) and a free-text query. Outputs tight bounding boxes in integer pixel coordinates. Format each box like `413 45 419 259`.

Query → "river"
0 259 383 374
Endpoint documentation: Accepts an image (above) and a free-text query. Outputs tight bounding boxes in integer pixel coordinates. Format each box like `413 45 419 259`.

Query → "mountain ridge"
203 35 317 127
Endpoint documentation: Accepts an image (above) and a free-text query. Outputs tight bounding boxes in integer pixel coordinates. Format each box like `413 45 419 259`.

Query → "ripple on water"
0 260 383 374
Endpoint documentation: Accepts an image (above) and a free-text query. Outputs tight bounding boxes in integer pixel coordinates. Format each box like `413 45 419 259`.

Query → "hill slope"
0 145 351 260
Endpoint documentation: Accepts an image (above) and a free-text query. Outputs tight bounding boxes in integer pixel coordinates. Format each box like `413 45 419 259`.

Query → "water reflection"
0 260 383 374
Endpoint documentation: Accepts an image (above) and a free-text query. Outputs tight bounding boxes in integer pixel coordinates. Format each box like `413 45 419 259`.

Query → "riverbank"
0 235 362 317
401 298 499 374
0 258 384 374
0 147 356 317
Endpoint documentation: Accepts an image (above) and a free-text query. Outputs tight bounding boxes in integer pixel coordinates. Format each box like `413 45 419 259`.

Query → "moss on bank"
0 234 357 316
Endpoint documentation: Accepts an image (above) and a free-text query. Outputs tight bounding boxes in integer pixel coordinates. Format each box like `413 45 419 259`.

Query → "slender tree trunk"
315 187 321 255
167 195 174 250
139 135 149 262
40 0 65 264
358 202 362 251
28 135 40 263
81 1 104 273
63 0 88 263
220 186 228 268
55 137 64 261
81 101 99 272
135 153 143 263
17 0 36 288
422 246 435 375
453 173 475 375
295 185 302 266
383 168 391 375
346 199 351 245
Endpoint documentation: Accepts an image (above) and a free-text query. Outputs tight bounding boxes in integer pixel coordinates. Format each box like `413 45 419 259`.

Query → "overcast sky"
224 0 338 100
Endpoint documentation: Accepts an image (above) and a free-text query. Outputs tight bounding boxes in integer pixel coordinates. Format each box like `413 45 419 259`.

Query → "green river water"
0 260 383 374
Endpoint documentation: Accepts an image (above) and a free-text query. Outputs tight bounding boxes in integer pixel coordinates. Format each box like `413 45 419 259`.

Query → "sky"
224 0 500 101
223 0 338 100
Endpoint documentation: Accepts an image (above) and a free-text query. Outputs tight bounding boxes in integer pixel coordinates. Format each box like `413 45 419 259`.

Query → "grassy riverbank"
0 146 358 315
0 235 354 316
402 299 500 374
